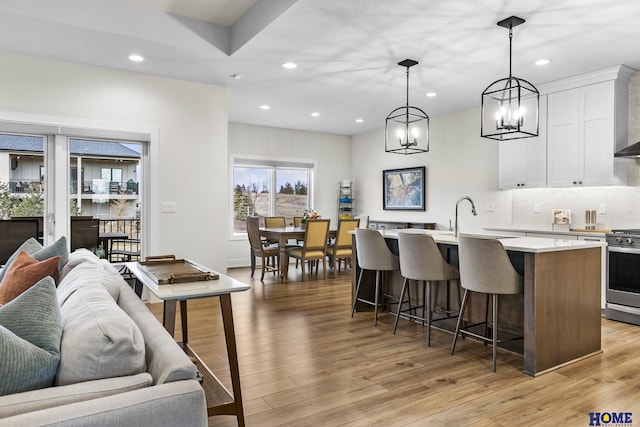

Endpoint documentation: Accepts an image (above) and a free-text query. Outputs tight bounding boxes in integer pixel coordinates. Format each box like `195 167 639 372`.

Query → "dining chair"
327 218 359 273
109 239 141 262
70 216 100 254
246 216 280 281
264 216 286 228
451 235 524 372
286 219 330 279
263 216 286 246
355 214 369 229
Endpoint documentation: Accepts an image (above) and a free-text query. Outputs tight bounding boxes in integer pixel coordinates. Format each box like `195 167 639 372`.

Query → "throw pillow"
56 284 145 386
0 277 62 396
0 251 60 305
0 236 69 284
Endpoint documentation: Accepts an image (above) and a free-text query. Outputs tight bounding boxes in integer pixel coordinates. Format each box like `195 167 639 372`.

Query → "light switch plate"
483 203 495 212
161 202 177 213
534 203 541 213
598 203 607 214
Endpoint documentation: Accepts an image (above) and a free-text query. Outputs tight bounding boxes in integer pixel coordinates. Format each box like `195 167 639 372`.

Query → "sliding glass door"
0 124 148 260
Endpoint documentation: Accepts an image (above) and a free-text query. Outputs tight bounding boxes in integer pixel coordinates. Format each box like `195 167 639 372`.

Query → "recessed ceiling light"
355 118 364 123
535 59 550 66
426 92 437 97
260 105 270 110
128 54 144 62
282 62 298 69
230 73 242 80
311 112 320 117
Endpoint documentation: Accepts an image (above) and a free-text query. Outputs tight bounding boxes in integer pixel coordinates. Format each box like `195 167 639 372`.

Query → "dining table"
99 231 128 260
259 226 337 280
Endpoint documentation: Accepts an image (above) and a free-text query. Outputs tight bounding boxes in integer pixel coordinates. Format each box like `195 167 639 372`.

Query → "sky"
234 167 308 192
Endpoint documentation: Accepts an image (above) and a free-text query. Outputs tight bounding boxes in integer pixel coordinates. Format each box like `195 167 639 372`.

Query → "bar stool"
351 228 400 327
451 235 524 372
393 231 460 346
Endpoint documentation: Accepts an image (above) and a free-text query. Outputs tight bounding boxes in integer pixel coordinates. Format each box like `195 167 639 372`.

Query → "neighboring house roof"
0 135 140 158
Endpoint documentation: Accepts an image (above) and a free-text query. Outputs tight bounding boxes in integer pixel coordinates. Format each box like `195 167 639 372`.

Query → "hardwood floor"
147 266 640 427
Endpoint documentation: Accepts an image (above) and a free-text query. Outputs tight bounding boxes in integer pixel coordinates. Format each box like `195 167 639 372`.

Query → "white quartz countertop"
484 226 609 238
375 228 607 253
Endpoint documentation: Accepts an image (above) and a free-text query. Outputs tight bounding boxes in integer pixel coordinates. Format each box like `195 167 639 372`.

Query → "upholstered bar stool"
351 228 400 327
451 235 524 372
394 231 460 346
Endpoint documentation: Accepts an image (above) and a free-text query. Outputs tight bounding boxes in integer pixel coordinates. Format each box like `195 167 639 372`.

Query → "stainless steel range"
606 229 640 325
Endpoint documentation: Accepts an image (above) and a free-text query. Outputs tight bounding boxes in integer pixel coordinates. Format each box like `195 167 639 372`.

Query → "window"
101 167 123 183
231 155 316 235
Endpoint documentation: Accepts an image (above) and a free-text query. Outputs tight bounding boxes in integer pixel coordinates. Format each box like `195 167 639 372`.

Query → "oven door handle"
608 246 640 254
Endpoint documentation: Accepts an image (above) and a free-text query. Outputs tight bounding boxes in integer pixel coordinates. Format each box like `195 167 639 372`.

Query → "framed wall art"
382 166 426 211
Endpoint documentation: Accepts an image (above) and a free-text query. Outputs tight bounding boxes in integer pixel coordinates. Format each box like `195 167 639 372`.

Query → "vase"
300 222 306 230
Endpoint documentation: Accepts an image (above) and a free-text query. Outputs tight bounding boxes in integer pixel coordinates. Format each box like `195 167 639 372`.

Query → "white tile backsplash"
512 186 640 230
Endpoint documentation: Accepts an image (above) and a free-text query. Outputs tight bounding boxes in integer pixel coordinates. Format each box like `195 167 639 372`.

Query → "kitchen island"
352 229 606 376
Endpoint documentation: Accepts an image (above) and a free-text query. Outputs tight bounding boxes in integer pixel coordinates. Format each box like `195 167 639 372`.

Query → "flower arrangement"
301 208 321 223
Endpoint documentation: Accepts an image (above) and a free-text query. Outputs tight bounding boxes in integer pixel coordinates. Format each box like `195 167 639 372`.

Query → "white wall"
351 106 512 233
227 122 351 267
351 71 640 233
0 51 229 272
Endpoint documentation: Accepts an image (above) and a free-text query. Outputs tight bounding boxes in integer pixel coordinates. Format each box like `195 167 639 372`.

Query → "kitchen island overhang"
351 229 606 376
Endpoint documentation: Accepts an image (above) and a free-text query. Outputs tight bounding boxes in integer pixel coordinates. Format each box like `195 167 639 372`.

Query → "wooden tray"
137 255 219 285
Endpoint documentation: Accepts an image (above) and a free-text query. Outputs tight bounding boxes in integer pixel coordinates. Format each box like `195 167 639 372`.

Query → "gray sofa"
0 250 207 426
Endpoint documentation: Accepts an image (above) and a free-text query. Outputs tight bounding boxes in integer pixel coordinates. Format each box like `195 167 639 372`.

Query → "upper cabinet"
498 65 633 190
498 95 548 189
547 80 626 187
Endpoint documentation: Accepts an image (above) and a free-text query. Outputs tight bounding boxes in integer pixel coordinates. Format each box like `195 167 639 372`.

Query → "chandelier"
481 16 539 141
385 59 429 154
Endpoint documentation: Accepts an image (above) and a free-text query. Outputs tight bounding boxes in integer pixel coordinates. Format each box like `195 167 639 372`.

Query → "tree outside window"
232 164 311 233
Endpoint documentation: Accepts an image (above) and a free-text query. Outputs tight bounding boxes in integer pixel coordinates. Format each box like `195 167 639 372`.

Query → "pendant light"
481 16 539 141
385 59 429 154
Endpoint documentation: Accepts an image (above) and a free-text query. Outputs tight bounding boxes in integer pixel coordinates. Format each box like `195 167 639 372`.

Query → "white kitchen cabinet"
547 80 626 187
498 95 548 189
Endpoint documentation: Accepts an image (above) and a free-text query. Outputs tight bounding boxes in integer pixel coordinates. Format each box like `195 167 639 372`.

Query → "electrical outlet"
483 203 495 212
534 203 540 213
161 202 177 213
598 203 607 214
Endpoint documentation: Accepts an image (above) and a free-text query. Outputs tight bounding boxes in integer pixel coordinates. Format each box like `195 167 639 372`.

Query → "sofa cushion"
58 248 101 283
0 277 62 396
0 372 153 418
56 284 146 386
0 251 60 305
0 236 68 283
57 261 121 306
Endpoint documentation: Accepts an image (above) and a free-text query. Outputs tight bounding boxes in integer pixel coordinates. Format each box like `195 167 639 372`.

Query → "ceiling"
1 0 640 136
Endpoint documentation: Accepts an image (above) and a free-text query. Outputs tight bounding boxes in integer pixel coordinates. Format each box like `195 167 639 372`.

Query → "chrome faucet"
454 196 478 237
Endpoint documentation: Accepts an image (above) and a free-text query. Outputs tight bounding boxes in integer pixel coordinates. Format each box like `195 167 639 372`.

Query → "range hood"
615 142 640 158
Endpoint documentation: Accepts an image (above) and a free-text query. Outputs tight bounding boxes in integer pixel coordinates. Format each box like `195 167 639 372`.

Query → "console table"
125 261 250 426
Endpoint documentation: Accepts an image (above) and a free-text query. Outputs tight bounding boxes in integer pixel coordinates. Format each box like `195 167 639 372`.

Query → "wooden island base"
352 232 604 376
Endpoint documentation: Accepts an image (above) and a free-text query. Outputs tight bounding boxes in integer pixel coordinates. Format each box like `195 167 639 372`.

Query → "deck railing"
99 218 141 262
